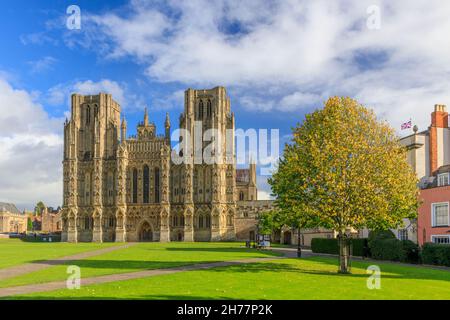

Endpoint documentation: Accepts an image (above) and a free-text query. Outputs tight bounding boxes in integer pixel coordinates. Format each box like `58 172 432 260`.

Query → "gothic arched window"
84 216 90 230
198 100 204 119
239 191 244 201
143 165 149 203
154 167 160 203
94 105 99 119
207 100 212 117
132 168 138 203
86 106 90 124
199 216 204 228
206 215 211 228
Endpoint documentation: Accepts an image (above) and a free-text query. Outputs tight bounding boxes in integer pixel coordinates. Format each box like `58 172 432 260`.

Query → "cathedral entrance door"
139 221 153 242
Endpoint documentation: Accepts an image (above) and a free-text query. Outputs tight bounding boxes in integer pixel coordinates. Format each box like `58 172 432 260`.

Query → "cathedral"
61 86 273 242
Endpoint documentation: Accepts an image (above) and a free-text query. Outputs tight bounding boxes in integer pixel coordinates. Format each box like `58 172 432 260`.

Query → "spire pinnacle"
144 107 149 126
165 112 170 127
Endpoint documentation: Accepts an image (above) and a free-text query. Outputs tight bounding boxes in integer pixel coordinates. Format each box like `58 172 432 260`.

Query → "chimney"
430 104 448 174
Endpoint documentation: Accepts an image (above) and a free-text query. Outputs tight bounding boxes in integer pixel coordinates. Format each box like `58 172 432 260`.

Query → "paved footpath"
0 243 137 282
0 256 282 298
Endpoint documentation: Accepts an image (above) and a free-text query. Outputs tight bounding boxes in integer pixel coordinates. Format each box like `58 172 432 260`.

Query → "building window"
398 229 408 241
84 216 90 230
132 168 138 203
86 106 90 124
154 168 160 203
199 216 204 228
432 202 449 227
207 100 212 117
143 165 149 203
198 100 204 119
205 215 211 228
437 173 449 187
108 217 115 228
239 191 244 201
431 235 450 244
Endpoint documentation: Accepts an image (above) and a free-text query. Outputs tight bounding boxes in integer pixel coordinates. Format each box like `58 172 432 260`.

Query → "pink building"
401 105 450 245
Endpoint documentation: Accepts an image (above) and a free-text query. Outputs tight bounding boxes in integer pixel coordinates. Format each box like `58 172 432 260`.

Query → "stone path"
0 256 282 298
0 243 137 282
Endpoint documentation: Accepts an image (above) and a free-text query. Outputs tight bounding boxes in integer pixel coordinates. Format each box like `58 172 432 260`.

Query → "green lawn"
0 241 280 288
2 240 449 300
0 239 120 269
13 256 450 300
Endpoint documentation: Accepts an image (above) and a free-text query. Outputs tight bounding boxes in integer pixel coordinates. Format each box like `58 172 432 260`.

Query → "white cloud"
47 79 128 108
27 56 58 74
0 78 63 210
66 0 450 134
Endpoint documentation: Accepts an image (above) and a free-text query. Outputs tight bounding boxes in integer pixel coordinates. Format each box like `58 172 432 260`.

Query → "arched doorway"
139 221 153 242
283 231 292 245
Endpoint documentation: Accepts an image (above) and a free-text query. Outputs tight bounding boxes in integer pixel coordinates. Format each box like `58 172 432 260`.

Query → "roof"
0 202 21 214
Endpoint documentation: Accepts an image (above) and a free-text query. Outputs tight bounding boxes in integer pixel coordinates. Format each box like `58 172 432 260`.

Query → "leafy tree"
258 210 282 235
27 217 33 231
269 97 419 273
34 201 46 216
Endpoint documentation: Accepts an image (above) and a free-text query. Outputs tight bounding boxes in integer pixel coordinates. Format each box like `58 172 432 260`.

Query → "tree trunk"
338 231 350 274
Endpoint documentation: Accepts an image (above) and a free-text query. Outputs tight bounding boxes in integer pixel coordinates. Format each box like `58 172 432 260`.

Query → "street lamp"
297 227 302 258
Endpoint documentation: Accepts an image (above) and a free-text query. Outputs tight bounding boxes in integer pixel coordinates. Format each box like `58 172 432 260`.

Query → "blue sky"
1 0 450 209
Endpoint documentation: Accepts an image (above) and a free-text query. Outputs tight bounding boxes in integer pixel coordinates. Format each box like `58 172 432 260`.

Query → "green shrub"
401 240 420 263
311 238 367 257
421 243 450 267
369 238 419 263
311 238 339 255
368 230 396 245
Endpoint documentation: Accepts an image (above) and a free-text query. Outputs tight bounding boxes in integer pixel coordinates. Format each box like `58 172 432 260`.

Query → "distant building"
0 202 27 233
41 207 62 233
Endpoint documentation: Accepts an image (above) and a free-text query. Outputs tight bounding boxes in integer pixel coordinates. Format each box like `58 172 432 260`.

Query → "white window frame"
398 229 408 241
431 202 450 227
437 173 450 187
431 235 450 244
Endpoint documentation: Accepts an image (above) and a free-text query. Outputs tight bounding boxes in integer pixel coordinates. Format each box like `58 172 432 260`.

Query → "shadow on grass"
164 247 282 257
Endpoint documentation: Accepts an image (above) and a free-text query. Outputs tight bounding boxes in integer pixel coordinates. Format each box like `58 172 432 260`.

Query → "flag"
401 120 412 130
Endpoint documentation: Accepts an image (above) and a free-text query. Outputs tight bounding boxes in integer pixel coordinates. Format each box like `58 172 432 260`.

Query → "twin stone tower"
61 86 268 243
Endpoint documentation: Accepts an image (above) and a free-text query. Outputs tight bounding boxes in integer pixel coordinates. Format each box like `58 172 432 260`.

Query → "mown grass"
0 238 120 269
14 256 450 300
0 241 280 288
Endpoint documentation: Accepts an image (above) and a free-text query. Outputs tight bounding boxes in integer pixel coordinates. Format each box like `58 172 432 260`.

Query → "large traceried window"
437 173 449 187
132 168 138 203
143 165 150 203
432 202 449 227
154 167 160 203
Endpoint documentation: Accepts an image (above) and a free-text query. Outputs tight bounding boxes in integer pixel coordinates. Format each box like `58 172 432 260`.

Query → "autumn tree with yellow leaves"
269 97 419 273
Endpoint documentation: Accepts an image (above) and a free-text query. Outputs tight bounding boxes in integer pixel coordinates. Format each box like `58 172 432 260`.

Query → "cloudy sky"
1 0 450 210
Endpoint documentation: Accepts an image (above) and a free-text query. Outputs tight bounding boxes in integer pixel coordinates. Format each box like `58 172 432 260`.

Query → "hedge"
421 243 450 267
311 238 367 257
369 238 419 263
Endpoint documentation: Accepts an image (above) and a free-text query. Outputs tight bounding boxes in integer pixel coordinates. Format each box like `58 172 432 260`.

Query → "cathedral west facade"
61 86 273 242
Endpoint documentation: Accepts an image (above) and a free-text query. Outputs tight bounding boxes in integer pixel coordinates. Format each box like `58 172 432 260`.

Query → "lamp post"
297 227 302 258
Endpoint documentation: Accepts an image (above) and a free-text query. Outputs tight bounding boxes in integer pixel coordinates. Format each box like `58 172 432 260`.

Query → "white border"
431 235 450 244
